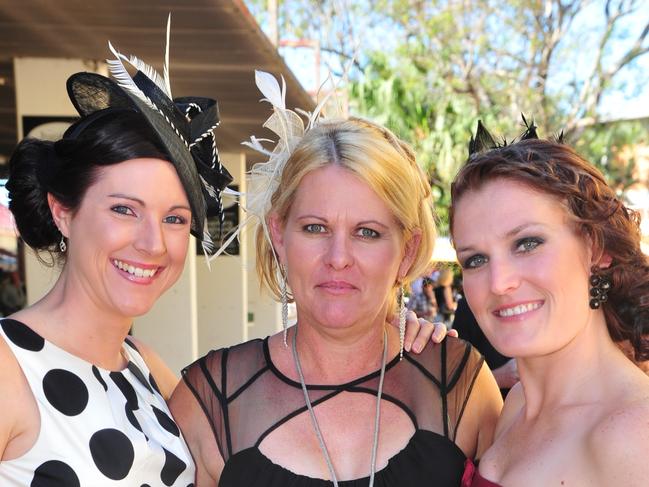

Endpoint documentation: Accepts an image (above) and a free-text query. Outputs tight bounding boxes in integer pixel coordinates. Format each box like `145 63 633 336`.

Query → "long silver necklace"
292 328 388 487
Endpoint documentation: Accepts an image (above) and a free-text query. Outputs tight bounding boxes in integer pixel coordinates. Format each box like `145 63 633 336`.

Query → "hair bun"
6 138 62 250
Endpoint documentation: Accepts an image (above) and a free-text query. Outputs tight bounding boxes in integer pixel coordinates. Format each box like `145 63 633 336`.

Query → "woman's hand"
392 310 458 353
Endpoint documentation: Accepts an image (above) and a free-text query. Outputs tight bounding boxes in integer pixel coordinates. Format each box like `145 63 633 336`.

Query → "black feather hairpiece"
468 114 541 156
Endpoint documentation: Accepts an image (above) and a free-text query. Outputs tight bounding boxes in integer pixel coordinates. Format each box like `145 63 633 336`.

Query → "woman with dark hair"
0 31 234 484
453 122 649 486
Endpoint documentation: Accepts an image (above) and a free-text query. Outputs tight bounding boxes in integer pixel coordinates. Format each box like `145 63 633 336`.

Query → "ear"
47 193 72 238
585 234 613 270
398 229 422 280
267 212 287 265
594 253 613 270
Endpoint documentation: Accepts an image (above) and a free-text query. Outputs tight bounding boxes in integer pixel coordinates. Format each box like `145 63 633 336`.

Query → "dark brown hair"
7 110 169 264
450 138 649 361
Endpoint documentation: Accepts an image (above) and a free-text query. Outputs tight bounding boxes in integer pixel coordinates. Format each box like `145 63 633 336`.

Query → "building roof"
0 0 313 157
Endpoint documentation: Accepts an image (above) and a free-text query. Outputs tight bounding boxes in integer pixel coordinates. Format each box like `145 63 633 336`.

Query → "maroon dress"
461 459 503 487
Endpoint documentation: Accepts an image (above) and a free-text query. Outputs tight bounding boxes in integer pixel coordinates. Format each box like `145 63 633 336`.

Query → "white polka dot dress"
0 319 195 487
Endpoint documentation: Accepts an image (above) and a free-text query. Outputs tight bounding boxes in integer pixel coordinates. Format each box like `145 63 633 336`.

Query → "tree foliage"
247 0 649 232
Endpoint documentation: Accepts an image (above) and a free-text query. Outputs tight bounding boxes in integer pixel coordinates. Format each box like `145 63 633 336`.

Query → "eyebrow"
504 222 541 238
455 222 544 253
108 193 191 212
295 214 389 228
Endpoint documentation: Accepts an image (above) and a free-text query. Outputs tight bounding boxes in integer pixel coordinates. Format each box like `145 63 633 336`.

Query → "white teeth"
497 302 541 317
112 260 158 278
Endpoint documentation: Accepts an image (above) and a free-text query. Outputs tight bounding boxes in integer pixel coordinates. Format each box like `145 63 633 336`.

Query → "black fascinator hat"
64 17 232 255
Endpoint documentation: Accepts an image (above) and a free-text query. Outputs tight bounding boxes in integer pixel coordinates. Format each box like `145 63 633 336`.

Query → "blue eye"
356 227 379 239
163 215 187 225
111 205 134 216
304 224 326 233
463 254 488 269
515 237 543 253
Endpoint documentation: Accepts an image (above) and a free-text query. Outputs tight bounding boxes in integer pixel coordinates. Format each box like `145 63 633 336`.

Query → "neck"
19 269 132 370
290 319 397 384
516 312 635 417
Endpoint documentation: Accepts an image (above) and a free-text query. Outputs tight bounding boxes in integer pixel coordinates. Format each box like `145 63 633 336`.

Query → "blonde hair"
256 117 437 312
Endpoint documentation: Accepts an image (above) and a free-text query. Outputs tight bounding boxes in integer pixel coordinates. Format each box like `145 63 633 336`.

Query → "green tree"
349 53 482 232
247 0 649 230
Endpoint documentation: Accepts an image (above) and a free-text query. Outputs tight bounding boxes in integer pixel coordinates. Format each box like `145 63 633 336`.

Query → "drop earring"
589 270 611 309
398 285 407 360
59 235 67 253
281 264 289 347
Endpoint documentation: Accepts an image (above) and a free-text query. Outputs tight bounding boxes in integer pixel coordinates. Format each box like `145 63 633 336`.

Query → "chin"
316 309 360 329
491 334 548 359
113 298 157 319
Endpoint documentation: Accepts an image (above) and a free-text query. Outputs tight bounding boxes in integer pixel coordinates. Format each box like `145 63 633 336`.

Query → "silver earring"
281 265 289 347
59 235 67 253
398 285 407 360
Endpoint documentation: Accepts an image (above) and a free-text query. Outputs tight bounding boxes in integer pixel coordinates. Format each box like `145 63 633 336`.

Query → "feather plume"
108 42 171 99
469 120 498 155
211 70 327 261
201 221 215 270
255 70 285 108
199 175 219 201
107 42 158 111
164 14 172 98
520 114 538 140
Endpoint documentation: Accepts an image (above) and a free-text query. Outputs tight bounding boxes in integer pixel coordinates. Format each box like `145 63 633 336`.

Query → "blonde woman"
171 115 502 487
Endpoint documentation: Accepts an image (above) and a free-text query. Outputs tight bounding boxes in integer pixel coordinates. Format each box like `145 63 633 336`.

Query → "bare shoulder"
169 380 223 485
126 336 178 400
588 383 649 485
0 332 38 459
455 360 503 459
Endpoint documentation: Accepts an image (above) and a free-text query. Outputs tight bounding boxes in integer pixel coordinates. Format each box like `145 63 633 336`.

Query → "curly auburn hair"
450 138 649 361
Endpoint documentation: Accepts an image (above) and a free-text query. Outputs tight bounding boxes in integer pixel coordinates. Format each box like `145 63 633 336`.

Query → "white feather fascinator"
210 70 329 260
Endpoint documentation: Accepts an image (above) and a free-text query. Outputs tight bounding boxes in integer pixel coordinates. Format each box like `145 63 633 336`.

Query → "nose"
134 216 166 256
488 257 520 295
324 232 354 270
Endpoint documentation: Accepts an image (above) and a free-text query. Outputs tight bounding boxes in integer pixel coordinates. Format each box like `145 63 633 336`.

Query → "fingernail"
413 342 422 353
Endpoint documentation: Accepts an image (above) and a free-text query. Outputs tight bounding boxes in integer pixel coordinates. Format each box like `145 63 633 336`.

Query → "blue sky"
258 2 649 121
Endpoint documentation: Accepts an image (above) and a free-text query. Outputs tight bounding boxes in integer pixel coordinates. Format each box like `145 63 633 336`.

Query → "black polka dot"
152 405 180 437
31 460 80 487
110 371 138 409
42 369 89 416
128 362 153 393
89 428 135 480
160 447 187 486
2 319 44 351
149 372 162 395
92 366 108 391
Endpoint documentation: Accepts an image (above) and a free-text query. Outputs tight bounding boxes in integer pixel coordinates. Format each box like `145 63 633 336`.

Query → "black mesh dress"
182 336 484 487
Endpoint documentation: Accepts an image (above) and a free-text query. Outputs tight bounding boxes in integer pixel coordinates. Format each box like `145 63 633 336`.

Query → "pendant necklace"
292 327 388 487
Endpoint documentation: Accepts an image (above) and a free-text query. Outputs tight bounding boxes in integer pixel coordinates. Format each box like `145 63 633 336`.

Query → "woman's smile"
111 258 164 283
